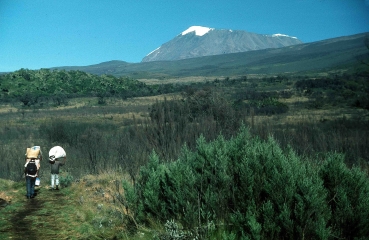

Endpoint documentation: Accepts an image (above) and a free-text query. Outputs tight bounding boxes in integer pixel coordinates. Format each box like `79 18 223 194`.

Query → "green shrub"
131 123 369 238
59 170 74 187
133 126 336 239
319 153 369 239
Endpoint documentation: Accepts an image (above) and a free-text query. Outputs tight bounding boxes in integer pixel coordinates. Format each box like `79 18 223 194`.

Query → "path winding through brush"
4 187 70 240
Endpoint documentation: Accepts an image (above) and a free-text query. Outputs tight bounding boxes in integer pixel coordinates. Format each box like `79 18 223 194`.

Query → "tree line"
0 68 182 107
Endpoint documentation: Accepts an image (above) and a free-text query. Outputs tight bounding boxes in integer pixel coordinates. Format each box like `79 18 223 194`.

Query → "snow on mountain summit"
272 33 297 39
142 26 302 62
181 26 214 36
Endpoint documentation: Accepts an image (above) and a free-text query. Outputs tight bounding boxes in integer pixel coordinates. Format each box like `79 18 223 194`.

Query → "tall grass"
0 88 368 181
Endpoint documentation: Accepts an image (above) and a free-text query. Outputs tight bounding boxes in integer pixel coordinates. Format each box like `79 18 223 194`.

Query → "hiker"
24 146 42 199
25 146 42 169
48 146 67 190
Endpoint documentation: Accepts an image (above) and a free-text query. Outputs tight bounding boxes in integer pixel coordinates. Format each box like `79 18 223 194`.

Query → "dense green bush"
247 97 289 114
129 126 369 239
0 69 155 105
319 154 369 239
232 90 290 115
294 74 369 110
59 170 74 187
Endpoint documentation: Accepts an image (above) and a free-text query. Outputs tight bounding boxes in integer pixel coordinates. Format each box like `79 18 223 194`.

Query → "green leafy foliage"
0 69 155 106
232 88 290 115
319 154 369 239
247 97 289 115
295 73 369 110
133 126 365 239
59 170 74 187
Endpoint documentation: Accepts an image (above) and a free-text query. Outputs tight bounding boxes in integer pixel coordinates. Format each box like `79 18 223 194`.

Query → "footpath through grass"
0 174 155 240
0 181 83 239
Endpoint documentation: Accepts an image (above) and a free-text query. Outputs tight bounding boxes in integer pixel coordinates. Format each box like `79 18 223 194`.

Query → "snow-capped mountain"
142 26 303 62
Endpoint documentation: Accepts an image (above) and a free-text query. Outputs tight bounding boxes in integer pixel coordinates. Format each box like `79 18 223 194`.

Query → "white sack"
49 146 66 160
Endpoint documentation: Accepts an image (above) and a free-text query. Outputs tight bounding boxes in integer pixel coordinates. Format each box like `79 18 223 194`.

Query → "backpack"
26 160 37 175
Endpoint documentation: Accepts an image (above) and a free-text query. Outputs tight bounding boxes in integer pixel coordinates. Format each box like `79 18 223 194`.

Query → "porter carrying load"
26 146 41 159
49 146 66 163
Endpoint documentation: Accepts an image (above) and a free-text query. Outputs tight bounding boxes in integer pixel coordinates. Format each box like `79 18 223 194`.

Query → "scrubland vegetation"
0 68 369 239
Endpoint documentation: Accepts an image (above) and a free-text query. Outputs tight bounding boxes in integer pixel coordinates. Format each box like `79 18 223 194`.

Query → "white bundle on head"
49 146 66 161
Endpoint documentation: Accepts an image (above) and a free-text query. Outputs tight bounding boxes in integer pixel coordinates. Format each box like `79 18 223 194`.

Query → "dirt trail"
9 191 42 240
4 187 70 240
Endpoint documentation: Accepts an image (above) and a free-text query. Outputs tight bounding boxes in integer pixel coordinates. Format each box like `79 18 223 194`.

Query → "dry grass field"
0 93 179 128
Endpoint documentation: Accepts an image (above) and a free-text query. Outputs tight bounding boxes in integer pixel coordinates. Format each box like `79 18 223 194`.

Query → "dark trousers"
26 176 36 197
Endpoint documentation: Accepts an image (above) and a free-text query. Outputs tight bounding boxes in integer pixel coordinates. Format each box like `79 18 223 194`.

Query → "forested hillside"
0 68 179 107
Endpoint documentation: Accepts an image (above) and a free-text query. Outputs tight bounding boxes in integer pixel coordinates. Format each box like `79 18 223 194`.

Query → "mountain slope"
142 26 302 62
55 32 368 78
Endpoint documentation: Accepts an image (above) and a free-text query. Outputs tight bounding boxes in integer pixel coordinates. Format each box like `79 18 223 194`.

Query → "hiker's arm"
60 157 67 165
24 160 29 175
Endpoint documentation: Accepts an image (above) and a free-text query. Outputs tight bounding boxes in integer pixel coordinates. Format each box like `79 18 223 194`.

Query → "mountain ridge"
142 26 303 62
51 32 368 78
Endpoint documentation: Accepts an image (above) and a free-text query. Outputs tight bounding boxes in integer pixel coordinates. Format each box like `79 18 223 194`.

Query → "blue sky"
1 0 369 72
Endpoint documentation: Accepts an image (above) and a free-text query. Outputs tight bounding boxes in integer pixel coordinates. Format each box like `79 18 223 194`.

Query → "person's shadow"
34 188 40 197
